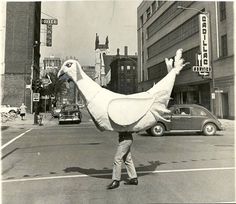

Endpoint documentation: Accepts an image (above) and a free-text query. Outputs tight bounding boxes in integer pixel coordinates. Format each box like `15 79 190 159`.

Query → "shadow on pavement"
63 161 164 180
139 132 224 137
1 126 9 131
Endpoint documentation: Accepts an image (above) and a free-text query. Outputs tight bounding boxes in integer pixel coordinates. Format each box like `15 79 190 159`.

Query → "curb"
1 113 57 129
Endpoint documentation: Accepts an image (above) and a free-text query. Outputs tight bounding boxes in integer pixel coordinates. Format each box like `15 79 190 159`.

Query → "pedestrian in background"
107 132 138 190
19 103 27 120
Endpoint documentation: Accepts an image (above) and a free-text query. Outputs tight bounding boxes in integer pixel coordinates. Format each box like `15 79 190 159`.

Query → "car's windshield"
62 105 78 111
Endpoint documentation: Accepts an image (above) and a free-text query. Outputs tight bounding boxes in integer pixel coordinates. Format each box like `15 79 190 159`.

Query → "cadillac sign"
193 14 212 78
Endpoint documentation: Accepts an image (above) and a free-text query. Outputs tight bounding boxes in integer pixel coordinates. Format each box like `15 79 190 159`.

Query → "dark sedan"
58 104 82 124
146 104 224 136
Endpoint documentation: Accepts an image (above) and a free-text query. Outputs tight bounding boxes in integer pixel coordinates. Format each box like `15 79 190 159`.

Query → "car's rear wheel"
203 123 216 136
150 123 165 136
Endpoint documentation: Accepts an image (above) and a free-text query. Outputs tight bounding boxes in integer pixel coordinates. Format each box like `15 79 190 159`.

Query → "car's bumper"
218 126 225 131
218 122 225 131
59 116 81 122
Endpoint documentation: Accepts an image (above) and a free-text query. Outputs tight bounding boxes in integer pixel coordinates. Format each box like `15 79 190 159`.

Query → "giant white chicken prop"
58 49 188 132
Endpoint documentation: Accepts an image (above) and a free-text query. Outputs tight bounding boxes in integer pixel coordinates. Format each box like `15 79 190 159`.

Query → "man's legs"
112 139 133 181
107 139 133 189
123 150 137 179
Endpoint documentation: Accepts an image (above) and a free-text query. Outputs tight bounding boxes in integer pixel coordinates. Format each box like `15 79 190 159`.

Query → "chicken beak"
57 69 65 79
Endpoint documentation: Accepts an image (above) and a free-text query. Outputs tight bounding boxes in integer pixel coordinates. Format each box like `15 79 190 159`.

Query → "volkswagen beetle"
146 104 224 136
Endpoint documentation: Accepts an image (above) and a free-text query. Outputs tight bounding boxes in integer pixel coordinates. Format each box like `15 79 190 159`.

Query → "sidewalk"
219 119 235 129
1 113 235 130
1 112 56 129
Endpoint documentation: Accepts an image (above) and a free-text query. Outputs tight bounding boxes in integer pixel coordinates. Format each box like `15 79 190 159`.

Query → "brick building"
1 2 41 112
43 56 61 72
104 47 138 94
137 1 234 119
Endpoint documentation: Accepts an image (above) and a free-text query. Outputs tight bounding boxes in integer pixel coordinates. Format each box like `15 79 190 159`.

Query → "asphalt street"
1 109 235 204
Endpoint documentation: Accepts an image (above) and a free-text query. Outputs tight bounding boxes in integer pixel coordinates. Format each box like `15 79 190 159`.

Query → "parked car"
1 104 19 114
52 107 61 118
58 104 82 124
146 104 224 136
78 103 85 109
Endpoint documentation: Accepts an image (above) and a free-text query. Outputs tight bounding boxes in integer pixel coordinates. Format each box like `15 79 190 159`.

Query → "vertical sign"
199 14 210 68
193 14 211 78
42 19 58 47
46 25 52 46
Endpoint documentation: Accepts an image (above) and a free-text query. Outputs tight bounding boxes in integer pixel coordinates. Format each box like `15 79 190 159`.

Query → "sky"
40 1 142 66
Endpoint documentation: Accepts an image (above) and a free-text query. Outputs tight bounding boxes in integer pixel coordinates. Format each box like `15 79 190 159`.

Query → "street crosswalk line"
2 166 234 183
1 128 33 150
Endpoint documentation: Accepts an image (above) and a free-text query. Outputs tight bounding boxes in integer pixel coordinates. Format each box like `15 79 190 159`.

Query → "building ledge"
214 54 234 63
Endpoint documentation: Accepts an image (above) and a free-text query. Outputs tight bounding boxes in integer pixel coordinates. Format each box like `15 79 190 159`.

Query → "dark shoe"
124 178 138 185
107 180 120 189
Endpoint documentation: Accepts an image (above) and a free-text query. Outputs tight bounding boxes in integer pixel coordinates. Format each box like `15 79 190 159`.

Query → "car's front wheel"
203 123 216 136
150 123 165 136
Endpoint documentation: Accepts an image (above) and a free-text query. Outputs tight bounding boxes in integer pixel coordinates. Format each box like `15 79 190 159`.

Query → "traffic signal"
32 80 36 91
32 79 43 92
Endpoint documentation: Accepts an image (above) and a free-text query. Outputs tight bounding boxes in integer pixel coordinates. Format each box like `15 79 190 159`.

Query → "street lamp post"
31 40 41 124
177 5 216 114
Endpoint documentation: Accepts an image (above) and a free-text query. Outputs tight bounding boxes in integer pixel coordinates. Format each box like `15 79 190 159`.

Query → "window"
148 61 168 80
121 66 124 72
179 108 190 115
147 1 193 38
146 7 151 19
126 79 131 83
147 15 199 59
192 107 207 116
127 66 131 74
147 47 199 80
172 108 190 115
140 15 144 26
152 1 157 13
219 2 226 21
221 34 228 57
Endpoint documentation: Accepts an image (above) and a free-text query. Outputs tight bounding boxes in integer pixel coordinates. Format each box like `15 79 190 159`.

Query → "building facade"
106 47 138 94
137 1 234 119
43 56 61 71
1 2 41 112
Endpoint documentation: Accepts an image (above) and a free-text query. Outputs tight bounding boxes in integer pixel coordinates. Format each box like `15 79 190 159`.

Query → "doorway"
221 93 229 119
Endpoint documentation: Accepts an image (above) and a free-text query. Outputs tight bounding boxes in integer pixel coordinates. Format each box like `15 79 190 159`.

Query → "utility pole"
31 41 41 125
